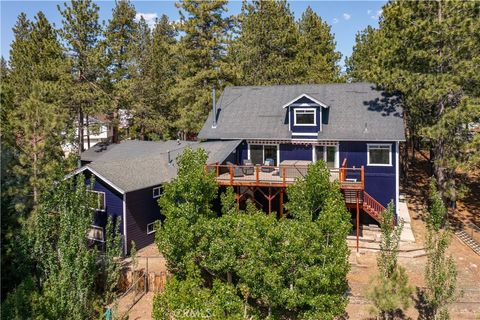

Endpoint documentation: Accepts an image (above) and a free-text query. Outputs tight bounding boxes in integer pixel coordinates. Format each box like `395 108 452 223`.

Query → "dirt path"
346 153 480 319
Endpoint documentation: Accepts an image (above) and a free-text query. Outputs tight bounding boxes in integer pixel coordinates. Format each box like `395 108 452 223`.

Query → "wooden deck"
205 161 388 252
205 163 364 190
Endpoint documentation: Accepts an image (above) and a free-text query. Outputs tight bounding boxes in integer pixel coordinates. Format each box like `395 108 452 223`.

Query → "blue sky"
1 1 385 68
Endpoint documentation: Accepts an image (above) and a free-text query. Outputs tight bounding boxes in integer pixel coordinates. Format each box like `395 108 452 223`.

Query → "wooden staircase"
362 191 385 223
343 190 386 224
339 159 387 224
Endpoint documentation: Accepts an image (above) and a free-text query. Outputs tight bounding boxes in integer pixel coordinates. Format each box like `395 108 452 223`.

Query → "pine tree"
105 0 137 143
146 15 177 139
172 0 230 138
295 6 342 83
6 12 70 210
345 26 381 83
347 1 480 204
129 15 177 140
58 0 107 152
228 0 299 86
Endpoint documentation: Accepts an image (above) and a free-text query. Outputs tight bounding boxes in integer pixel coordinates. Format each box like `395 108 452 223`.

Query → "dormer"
282 94 329 139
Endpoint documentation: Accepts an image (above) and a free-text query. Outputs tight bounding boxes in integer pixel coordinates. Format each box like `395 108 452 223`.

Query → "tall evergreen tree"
6 12 70 209
105 0 137 143
172 0 230 138
58 0 106 153
295 6 342 83
345 26 380 83
1 12 71 306
129 15 177 140
347 1 480 204
228 0 299 86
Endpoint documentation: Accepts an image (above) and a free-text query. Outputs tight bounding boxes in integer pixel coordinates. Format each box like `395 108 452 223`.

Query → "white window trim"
152 186 161 198
367 143 392 166
88 190 106 211
147 221 158 235
87 225 105 242
247 143 280 166
293 108 317 126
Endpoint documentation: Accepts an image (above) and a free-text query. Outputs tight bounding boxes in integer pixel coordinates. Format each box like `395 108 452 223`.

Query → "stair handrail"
363 191 386 218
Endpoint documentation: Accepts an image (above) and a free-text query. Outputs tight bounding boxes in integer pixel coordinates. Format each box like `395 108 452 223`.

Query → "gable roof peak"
281 93 329 109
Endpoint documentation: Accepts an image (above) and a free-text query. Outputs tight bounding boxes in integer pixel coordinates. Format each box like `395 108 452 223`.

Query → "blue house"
197 83 405 239
75 140 241 255
75 83 404 254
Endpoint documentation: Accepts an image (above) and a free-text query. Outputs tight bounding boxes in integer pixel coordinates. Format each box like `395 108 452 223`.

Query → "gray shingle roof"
79 140 241 193
198 83 405 141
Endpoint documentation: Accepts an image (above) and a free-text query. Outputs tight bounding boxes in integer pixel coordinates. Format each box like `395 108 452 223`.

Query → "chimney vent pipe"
212 87 217 128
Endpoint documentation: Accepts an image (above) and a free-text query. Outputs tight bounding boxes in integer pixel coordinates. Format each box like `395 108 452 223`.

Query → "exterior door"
314 145 337 168
264 145 278 165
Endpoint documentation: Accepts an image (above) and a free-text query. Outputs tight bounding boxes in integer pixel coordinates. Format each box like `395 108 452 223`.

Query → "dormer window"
294 109 316 126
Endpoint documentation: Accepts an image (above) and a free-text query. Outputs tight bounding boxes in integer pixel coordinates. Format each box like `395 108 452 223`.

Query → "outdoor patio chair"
242 159 255 175
227 161 244 177
261 158 275 173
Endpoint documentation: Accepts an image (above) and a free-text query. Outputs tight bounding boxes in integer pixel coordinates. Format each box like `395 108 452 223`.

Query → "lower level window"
87 225 104 242
147 221 158 234
367 144 392 166
314 145 338 168
88 190 106 211
249 144 278 166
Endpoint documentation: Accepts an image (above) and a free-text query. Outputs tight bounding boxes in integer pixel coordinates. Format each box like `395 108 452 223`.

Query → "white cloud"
333 18 339 24
343 13 351 21
367 9 372 15
370 9 382 20
135 12 158 29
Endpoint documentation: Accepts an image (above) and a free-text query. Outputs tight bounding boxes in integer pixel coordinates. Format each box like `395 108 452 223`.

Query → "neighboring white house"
63 115 113 156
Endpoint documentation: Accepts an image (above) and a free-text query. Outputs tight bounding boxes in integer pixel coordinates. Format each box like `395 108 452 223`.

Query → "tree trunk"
112 110 119 144
86 114 91 149
78 107 84 154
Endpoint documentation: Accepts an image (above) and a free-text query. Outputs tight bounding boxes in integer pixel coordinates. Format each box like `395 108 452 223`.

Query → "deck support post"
356 190 360 252
279 189 284 218
268 187 272 214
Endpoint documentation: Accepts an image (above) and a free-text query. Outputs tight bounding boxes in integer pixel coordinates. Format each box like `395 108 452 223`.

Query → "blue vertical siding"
339 141 397 211
280 144 312 161
85 174 124 234
125 186 163 253
237 141 248 164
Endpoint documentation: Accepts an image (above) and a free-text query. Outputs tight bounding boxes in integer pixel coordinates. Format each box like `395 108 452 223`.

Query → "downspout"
123 193 128 256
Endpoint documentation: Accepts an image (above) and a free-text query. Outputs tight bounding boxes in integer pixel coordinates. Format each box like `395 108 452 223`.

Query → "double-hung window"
88 190 106 211
367 144 392 166
294 109 316 126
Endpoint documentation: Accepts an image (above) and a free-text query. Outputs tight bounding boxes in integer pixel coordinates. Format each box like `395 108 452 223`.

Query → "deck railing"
205 162 365 189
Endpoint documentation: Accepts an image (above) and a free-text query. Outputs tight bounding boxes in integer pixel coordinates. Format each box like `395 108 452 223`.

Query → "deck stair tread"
455 230 480 256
